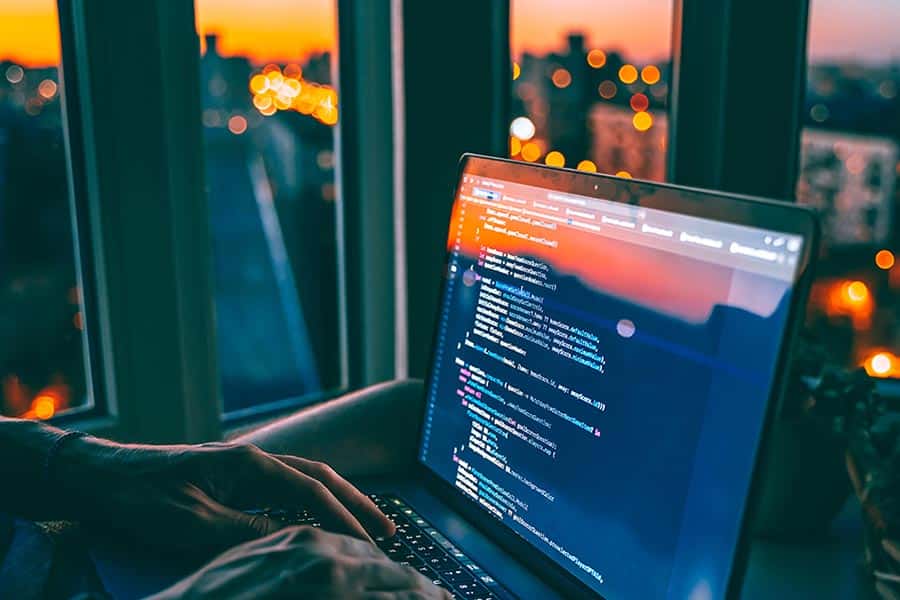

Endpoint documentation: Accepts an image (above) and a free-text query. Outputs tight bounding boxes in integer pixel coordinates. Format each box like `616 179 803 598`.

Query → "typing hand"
56 437 394 556
148 526 451 600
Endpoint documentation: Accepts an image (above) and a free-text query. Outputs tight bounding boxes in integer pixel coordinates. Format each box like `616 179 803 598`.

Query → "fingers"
357 561 435 591
207 497 285 550
256 455 373 542
276 454 396 538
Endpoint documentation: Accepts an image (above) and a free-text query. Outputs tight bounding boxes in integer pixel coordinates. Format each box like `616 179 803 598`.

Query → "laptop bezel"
412 153 820 599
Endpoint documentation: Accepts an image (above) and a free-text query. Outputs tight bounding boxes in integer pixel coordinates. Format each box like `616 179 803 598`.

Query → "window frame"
56 0 221 443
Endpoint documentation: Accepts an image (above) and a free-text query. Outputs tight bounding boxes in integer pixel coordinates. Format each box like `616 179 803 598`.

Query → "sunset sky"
0 0 898 68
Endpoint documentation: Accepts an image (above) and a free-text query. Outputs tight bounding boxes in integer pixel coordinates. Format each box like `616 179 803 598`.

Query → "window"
0 0 89 419
194 1 343 416
799 0 899 377
509 0 673 179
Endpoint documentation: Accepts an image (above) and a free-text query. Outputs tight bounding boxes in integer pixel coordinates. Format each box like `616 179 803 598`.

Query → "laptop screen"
418 159 810 599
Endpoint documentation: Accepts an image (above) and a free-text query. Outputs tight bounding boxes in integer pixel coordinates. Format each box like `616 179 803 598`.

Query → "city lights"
587 49 607 69
846 280 869 303
629 93 649 112
521 142 542 162
616 171 632 179
248 65 339 125
598 80 617 99
551 68 572 89
510 136 522 157
641 65 661 85
577 160 597 172
4 64 23 84
37 79 57 99
810 103 829 122
545 151 565 168
33 395 55 420
513 62 521 80
227 115 248 135
864 351 897 378
510 116 536 141
875 249 895 270
632 111 653 131
618 64 638 84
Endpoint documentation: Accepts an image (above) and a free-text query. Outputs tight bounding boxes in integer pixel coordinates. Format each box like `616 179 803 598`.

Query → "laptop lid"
416 155 818 599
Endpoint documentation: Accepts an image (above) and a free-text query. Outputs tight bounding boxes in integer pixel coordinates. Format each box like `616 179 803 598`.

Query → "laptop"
94 154 818 599
355 154 818 599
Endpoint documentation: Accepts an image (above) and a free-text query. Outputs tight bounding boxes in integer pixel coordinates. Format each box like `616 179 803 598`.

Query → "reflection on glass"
800 0 899 375
194 1 342 414
510 0 672 180
0 1 88 419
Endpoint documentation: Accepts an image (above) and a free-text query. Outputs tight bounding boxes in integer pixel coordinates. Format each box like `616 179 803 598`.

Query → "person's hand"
56 437 395 557
148 526 451 600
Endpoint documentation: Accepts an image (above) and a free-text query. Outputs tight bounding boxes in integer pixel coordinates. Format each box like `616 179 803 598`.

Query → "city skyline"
2 0 900 67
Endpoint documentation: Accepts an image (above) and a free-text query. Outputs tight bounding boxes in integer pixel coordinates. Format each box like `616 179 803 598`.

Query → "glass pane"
510 0 673 179
194 1 342 415
0 0 89 419
800 1 899 376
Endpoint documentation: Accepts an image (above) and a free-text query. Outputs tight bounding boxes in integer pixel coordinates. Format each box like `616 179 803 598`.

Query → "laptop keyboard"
250 493 506 599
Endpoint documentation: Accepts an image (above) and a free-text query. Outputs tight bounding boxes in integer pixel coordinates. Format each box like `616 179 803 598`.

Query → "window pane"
0 1 89 419
799 1 899 376
510 0 673 179
194 1 342 416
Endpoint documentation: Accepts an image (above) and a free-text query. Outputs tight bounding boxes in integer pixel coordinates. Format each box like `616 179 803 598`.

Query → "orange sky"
0 0 894 69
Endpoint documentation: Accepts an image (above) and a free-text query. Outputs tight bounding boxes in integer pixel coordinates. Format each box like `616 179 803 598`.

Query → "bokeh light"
551 68 572 89
5 64 24 84
598 80 617 99
38 79 57 99
587 49 607 69
577 160 597 172
510 136 522 157
521 142 542 162
510 116 536 141
616 170 632 178
846 280 869 303
33 394 56 420
629 93 649 112
864 351 897 377
618 64 638 84
227 115 248 135
249 74 269 94
875 249 895 270
641 65 661 85
512 62 521 80
545 151 565 168
632 111 653 131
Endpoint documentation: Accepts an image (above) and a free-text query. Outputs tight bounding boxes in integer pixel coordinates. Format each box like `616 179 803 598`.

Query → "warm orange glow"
587 49 607 68
510 136 522 157
73 312 83 331
551 68 572 89
0 0 61 67
618 64 638 84
632 111 653 131
195 0 334 65
249 74 269 94
33 395 55 420
577 160 597 172
864 351 897 378
545 151 565 168
875 249 895 270
641 65 661 85
846 280 869 303
521 142 542 162
512 62 521 80
38 79 57 99
283 63 302 79
598 80 617 99
616 170 632 179
629 93 649 112
227 115 248 135
253 94 273 110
